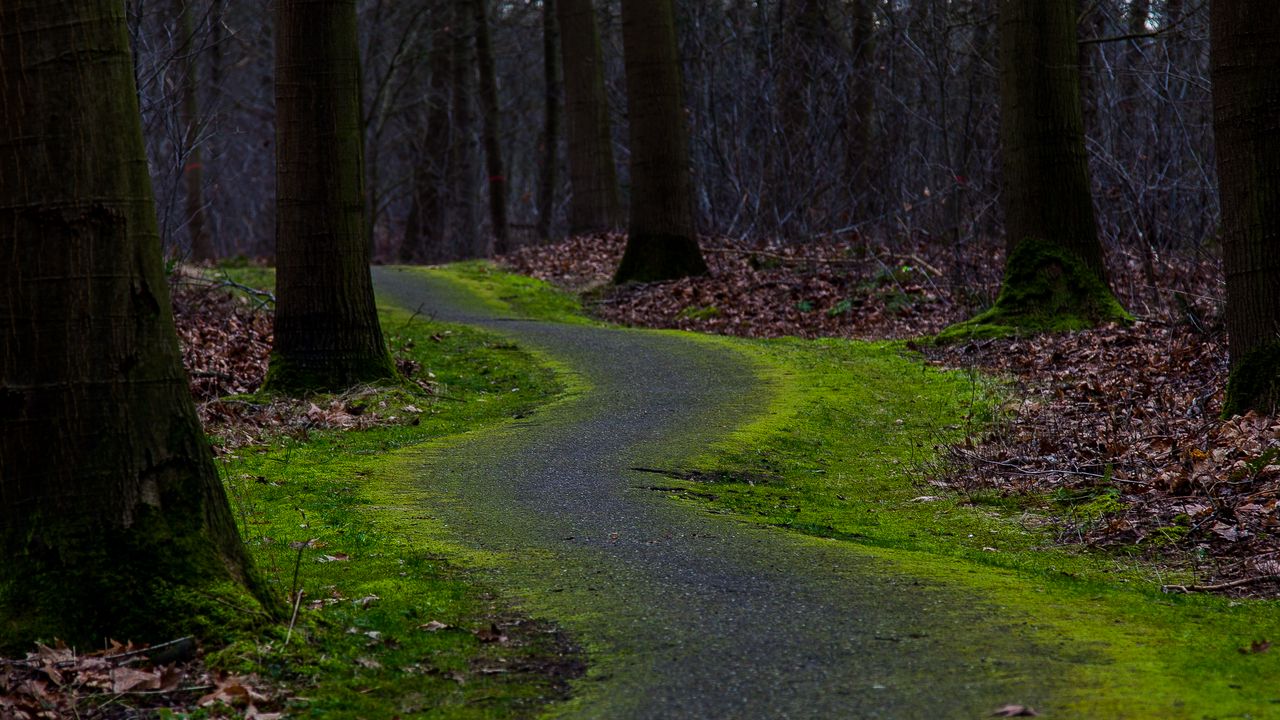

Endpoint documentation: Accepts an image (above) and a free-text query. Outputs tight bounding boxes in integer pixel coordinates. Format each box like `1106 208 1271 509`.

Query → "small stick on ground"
1162 574 1280 594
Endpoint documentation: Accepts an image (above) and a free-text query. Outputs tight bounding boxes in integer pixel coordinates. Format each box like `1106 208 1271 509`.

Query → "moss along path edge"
368 266 1108 719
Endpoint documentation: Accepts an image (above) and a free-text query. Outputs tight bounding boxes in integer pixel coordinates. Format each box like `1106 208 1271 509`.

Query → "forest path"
372 267 1065 719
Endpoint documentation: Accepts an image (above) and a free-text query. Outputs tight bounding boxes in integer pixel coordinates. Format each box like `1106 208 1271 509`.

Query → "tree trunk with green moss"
269 0 396 391
939 0 1128 341
472 0 509 253
614 0 708 284
0 0 272 653
1213 2 1280 415
557 0 622 234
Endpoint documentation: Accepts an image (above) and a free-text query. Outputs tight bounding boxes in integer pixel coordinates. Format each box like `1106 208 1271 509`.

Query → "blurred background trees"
131 1 1216 290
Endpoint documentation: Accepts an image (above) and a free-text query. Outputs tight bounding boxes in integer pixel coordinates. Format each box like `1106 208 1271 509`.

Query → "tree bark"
450 0 482 258
269 0 396 391
556 0 621 234
177 0 215 261
401 0 455 264
1213 1 1280 415
846 0 876 216
0 0 271 652
537 0 562 242
614 0 708 283
941 0 1127 340
471 0 509 253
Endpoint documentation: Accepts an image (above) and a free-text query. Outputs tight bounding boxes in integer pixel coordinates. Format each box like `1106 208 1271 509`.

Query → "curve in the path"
373 267 1071 720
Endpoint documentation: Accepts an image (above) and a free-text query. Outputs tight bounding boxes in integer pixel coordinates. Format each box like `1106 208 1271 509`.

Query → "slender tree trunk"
537 0 561 242
941 0 1127 340
177 0 215 261
1213 1 1280 415
614 0 708 283
401 0 455 264
556 0 622 234
0 0 271 652
471 0 508 253
269 0 396 391
846 0 876 216
450 0 481 258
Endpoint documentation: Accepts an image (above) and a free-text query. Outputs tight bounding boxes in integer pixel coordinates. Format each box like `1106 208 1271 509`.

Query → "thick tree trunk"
1213 2 1280 415
471 0 509 253
537 0 561 242
269 0 396 391
401 0 455 264
556 0 621 234
0 0 270 652
178 0 215 261
940 0 1127 341
614 0 708 283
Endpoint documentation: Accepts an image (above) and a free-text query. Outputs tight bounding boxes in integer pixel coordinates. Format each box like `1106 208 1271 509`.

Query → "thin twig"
1162 574 1280 594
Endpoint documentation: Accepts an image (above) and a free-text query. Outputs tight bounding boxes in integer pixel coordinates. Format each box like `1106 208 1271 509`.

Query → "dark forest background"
131 1 1214 285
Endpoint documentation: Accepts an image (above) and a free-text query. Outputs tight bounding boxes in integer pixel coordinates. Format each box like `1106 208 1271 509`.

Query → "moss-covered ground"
448 262 1280 717
203 266 581 718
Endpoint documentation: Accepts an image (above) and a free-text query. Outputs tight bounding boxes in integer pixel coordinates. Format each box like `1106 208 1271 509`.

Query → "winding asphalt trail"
373 268 1071 719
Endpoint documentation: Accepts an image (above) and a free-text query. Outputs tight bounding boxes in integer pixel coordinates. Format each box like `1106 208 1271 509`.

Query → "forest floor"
502 232 1280 598
6 236 1278 718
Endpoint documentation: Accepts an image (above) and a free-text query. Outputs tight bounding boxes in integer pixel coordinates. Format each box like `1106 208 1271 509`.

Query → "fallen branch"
1162 574 1280 594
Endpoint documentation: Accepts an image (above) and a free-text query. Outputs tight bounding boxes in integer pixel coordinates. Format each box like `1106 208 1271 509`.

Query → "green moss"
261 350 399 395
1223 341 1280 417
429 261 594 325
213 303 581 717
936 238 1132 343
0 505 269 654
659 331 1280 716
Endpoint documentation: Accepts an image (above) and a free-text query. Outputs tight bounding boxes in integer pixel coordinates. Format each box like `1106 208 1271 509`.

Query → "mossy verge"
1223 341 1280 417
175 266 585 717
672 332 1280 717
438 264 1280 717
430 261 594 325
936 238 1132 343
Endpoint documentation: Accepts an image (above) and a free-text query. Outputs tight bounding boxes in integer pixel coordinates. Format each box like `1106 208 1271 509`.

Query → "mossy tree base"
1223 342 1280 417
613 233 709 284
936 238 1131 343
262 351 398 395
1 505 277 655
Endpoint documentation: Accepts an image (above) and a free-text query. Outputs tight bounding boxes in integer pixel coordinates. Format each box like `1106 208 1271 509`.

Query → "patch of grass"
211 295 580 717
432 261 592 325
671 332 1280 717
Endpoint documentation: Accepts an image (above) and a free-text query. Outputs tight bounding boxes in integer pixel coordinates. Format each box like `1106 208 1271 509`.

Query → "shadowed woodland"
3 0 1280 717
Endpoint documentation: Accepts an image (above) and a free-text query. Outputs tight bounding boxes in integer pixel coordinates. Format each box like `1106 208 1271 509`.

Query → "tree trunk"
269 0 396 391
450 0 482 258
846 0 876 216
940 0 1128 341
401 0 455 264
0 0 271 652
537 0 561 242
1213 1 1280 415
178 0 215 262
556 0 622 234
614 0 708 283
471 0 509 253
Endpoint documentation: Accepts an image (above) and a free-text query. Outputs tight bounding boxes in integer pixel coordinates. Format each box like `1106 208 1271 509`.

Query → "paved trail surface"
374 268 1071 719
